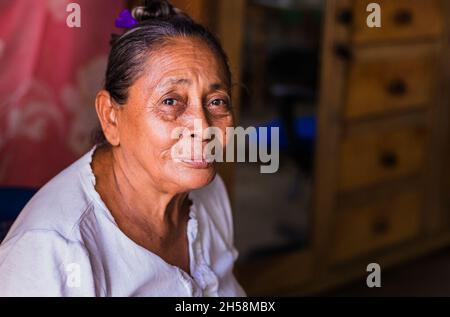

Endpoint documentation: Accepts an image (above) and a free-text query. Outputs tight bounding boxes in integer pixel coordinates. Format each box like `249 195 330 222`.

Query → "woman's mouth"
179 158 212 169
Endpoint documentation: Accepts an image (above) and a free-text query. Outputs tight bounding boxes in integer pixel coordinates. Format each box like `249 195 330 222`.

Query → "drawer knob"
393 9 413 26
334 43 353 61
380 151 398 168
337 9 353 25
372 217 390 235
387 79 408 96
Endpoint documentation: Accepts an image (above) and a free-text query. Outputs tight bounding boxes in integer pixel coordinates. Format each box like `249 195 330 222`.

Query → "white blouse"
0 147 246 297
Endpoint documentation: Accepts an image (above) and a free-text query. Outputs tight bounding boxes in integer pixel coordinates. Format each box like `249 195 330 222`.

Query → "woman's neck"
92 144 191 241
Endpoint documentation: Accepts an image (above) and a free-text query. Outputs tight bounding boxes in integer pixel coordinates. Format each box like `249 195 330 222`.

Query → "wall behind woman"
0 0 123 188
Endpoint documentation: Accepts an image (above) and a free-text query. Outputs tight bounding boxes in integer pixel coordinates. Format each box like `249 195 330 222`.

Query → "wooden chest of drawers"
315 0 449 273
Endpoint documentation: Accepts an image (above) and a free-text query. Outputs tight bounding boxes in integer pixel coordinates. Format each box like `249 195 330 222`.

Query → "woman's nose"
187 105 212 140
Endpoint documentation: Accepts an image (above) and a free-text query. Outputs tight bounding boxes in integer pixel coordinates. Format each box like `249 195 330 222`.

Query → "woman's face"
115 37 233 193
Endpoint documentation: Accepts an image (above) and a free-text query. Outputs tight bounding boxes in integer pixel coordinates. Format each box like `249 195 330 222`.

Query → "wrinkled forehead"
141 37 230 91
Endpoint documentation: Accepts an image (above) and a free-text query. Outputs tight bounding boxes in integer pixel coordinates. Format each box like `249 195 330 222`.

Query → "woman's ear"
95 90 121 146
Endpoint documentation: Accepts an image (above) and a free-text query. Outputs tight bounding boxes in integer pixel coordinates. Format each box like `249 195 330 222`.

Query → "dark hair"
93 0 232 145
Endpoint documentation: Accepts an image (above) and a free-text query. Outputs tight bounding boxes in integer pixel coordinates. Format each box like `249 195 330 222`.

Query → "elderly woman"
0 0 245 297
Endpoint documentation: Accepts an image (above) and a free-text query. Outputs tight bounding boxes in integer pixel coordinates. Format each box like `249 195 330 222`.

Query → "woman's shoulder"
0 149 102 296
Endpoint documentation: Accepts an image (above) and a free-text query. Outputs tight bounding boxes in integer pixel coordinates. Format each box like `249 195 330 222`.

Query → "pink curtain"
0 0 124 188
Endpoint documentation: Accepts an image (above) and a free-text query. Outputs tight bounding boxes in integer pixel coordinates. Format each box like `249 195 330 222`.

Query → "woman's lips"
179 158 212 169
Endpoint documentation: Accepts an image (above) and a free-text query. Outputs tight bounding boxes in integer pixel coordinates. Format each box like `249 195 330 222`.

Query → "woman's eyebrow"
209 83 228 91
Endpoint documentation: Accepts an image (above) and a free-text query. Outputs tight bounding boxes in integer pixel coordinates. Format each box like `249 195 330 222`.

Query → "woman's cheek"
144 119 182 160
169 138 189 161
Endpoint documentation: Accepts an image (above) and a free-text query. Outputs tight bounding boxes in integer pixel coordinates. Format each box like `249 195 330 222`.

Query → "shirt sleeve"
0 230 96 297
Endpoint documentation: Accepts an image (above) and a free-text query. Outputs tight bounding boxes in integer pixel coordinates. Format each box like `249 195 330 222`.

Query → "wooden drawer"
331 188 423 264
345 46 437 119
339 125 427 191
351 0 444 45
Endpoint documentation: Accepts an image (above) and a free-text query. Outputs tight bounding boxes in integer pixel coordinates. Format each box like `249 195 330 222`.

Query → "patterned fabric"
0 0 123 188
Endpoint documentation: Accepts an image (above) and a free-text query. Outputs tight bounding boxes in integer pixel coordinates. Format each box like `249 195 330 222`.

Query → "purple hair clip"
115 9 138 29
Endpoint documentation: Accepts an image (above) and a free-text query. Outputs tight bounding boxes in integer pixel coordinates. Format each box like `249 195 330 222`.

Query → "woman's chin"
175 165 216 190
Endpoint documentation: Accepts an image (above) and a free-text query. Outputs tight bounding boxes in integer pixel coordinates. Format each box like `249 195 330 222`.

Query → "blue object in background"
252 114 316 150
0 187 37 241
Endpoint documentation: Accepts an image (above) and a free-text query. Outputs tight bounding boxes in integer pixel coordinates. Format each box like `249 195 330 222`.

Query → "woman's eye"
162 98 178 106
210 99 228 107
